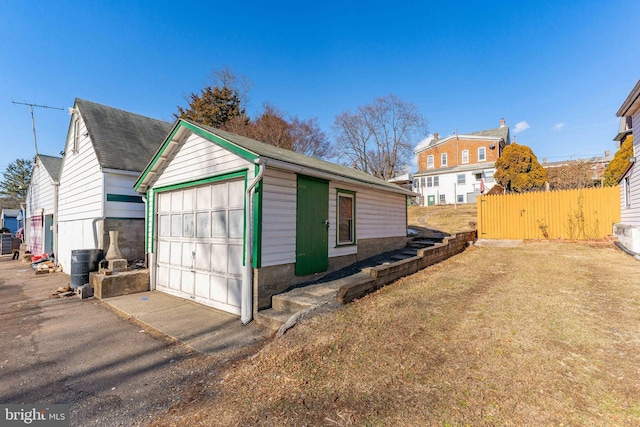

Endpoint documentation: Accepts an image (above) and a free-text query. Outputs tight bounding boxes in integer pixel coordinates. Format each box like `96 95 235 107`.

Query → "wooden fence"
477 186 620 240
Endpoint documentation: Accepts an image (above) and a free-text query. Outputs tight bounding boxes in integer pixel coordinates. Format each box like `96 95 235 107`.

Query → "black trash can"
70 249 104 288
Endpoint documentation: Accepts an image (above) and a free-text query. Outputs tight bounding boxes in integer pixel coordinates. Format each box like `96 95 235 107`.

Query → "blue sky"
2 1 639 176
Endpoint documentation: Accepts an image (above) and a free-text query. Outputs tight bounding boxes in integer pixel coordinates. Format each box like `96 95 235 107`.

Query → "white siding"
620 111 640 226
26 159 56 218
328 182 406 258
153 133 253 188
260 169 409 266
57 218 101 274
58 115 103 221
104 172 145 218
261 168 297 267
416 167 496 205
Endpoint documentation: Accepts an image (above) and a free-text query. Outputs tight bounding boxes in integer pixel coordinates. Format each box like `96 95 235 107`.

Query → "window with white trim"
457 174 465 184
433 176 439 187
441 153 448 166
625 177 631 207
457 194 464 203
439 194 446 203
73 118 80 154
426 177 433 187
427 155 434 168
337 191 355 245
461 149 469 164
478 147 486 161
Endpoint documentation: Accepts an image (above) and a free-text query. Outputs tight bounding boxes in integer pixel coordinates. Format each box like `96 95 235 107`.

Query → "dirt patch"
147 242 640 426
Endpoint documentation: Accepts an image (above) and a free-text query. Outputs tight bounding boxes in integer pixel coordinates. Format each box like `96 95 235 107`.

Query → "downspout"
53 182 59 266
242 158 266 324
93 173 107 249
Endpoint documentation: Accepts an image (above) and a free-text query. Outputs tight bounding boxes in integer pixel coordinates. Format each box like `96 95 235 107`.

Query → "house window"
427 177 433 187
427 155 434 168
73 119 80 153
457 174 466 185
441 153 448 166
475 173 482 181
433 176 439 187
461 149 469 164
421 177 426 188
439 194 446 204
337 191 355 245
485 170 495 183
478 147 486 161
624 177 631 207
457 195 464 203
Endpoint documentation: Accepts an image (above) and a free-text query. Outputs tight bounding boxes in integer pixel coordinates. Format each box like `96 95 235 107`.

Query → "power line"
12 100 65 155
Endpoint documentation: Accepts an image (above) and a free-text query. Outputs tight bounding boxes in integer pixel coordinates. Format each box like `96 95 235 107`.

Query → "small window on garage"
337 190 355 245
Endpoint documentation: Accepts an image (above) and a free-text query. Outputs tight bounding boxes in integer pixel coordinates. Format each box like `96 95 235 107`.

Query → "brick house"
413 119 510 205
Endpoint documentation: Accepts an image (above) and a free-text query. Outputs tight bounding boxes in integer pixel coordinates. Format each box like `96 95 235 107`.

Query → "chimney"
605 150 610 156
542 158 546 164
500 118 505 128
433 132 439 140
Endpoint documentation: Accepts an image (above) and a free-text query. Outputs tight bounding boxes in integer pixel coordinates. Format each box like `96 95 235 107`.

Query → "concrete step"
254 308 291 331
408 240 435 248
272 292 316 312
402 250 418 257
391 254 412 261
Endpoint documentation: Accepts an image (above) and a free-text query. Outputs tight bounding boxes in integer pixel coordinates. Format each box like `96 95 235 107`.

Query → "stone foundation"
90 269 149 299
102 218 146 263
613 223 640 253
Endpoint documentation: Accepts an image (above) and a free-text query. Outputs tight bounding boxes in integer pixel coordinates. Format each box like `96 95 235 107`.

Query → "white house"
614 80 640 252
413 120 510 205
25 154 62 255
56 99 172 273
134 120 416 323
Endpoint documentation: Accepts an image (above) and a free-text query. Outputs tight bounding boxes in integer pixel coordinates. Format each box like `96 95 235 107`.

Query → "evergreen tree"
603 136 633 187
494 143 547 193
0 158 32 201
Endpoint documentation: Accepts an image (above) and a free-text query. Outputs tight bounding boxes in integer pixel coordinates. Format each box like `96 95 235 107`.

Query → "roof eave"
617 80 640 117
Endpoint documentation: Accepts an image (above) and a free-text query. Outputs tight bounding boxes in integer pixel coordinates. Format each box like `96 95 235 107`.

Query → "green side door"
427 195 435 206
296 175 329 276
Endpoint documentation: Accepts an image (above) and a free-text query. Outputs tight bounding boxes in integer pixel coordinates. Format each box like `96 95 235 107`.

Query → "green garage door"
296 175 329 276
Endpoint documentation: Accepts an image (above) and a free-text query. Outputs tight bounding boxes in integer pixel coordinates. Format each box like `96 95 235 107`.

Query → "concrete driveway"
0 256 270 426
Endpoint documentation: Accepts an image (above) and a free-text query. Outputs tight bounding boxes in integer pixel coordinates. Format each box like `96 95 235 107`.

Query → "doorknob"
324 220 330 228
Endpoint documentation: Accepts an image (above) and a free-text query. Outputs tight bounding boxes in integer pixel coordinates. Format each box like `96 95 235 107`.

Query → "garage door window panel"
171 215 182 237
196 212 210 238
183 213 194 238
212 211 227 237
228 209 244 239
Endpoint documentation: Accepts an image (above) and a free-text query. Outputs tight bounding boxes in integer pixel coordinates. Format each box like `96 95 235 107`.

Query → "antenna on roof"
12 100 65 155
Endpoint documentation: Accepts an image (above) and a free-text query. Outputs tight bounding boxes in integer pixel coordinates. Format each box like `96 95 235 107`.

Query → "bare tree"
546 161 596 190
333 94 427 180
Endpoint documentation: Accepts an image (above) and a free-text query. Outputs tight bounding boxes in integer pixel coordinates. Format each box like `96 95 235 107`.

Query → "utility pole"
12 100 65 155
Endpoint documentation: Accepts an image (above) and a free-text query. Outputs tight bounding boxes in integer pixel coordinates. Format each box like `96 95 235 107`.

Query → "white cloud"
553 123 565 130
514 121 530 133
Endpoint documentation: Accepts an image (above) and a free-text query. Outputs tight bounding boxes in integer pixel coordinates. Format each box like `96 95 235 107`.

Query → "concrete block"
107 259 128 272
90 269 149 299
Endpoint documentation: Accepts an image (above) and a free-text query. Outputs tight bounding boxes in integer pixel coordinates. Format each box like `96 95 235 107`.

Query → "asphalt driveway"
0 256 267 426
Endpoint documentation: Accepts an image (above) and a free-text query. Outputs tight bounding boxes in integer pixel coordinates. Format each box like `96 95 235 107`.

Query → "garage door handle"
324 220 329 228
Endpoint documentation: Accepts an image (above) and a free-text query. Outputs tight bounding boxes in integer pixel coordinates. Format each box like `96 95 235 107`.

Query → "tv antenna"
12 100 65 155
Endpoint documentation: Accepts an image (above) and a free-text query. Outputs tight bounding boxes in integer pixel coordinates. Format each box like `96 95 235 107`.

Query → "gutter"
53 181 59 266
242 158 266 324
263 158 416 197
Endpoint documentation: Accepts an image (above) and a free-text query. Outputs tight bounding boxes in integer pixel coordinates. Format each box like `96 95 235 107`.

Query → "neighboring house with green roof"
413 119 511 205
134 119 416 324
25 154 62 255
56 99 172 273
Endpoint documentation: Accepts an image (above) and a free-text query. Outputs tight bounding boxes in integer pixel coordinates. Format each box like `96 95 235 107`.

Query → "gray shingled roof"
76 99 172 172
468 126 510 141
38 154 62 181
187 120 415 196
